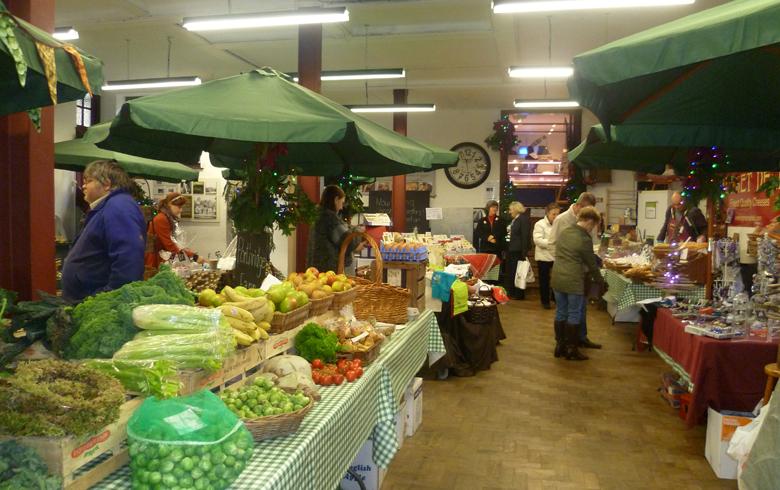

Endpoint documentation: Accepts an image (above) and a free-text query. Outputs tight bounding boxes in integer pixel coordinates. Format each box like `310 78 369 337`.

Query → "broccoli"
0 441 62 490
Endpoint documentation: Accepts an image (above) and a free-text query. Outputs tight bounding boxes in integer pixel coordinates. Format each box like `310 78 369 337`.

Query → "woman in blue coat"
61 160 146 301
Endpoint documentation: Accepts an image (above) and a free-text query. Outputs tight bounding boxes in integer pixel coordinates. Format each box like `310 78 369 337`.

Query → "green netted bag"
127 390 254 490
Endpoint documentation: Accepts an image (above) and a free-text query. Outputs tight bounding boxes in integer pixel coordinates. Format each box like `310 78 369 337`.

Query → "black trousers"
504 251 525 299
537 260 554 306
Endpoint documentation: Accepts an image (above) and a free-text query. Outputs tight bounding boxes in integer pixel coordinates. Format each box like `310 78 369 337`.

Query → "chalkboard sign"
367 190 430 233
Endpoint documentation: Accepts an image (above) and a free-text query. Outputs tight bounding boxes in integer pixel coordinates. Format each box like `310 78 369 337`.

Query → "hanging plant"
226 143 318 236
758 176 780 223
484 116 518 153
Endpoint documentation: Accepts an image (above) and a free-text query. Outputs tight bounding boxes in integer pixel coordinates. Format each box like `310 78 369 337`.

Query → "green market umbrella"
97 68 458 177
569 124 780 173
55 123 199 182
0 2 103 116
568 0 780 152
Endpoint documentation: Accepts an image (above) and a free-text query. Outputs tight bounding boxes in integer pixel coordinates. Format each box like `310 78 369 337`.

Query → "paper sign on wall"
425 208 443 220
387 269 402 287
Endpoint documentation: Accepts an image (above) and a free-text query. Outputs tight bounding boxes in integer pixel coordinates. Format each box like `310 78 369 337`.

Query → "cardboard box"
395 403 407 450
264 324 304 360
705 407 755 479
340 439 387 490
404 377 423 437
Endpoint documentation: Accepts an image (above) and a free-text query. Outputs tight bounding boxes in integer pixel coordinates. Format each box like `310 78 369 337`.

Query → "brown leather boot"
564 323 589 361
554 320 565 358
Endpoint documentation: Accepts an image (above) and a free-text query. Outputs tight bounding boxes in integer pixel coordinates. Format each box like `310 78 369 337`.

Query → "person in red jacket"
145 192 204 271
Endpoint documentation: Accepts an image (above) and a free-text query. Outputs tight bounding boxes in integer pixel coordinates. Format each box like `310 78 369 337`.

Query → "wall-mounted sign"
725 172 779 227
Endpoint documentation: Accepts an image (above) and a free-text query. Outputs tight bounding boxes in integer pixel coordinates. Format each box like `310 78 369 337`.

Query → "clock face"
445 142 491 189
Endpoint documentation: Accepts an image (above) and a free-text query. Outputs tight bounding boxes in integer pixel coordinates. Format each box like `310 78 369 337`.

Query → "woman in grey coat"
306 185 365 273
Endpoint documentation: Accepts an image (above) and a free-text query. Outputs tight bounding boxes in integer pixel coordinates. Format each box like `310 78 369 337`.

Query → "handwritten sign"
367 190 431 232
425 207 443 220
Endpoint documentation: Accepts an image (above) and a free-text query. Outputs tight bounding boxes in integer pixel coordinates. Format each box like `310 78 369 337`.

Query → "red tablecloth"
654 308 779 426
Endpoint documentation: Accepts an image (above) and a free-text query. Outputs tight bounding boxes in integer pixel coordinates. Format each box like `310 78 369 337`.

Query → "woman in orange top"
145 192 204 270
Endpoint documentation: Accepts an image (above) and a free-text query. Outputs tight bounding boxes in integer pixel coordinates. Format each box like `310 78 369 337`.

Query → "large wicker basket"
269 303 311 334
243 400 314 441
338 232 410 325
308 295 334 317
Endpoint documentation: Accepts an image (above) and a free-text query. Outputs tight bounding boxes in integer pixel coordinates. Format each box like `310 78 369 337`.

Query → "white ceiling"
55 0 730 110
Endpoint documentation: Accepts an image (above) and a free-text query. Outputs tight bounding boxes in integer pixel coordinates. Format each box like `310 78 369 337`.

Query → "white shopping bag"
514 259 535 289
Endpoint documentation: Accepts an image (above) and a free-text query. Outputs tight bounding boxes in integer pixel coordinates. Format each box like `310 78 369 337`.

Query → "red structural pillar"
295 24 322 271
392 89 408 232
0 0 56 300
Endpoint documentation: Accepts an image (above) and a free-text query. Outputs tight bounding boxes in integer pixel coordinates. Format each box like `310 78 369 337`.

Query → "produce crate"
178 325 305 395
337 341 382 366
308 295 333 316
0 397 142 490
330 287 360 311
269 303 311 334
374 260 427 309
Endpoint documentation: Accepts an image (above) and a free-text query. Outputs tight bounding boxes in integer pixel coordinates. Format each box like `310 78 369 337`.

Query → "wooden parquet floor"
382 295 738 490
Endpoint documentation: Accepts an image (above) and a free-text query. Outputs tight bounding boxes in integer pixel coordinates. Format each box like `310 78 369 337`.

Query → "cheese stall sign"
725 172 780 227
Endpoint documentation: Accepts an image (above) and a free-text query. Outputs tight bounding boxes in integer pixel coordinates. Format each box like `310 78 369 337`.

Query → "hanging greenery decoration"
26 108 41 132
757 176 780 223
680 147 736 207
0 12 27 88
500 180 515 218
485 115 518 153
226 143 318 236
331 173 369 220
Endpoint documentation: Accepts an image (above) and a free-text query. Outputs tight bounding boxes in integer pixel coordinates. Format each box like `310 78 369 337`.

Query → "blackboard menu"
367 190 430 233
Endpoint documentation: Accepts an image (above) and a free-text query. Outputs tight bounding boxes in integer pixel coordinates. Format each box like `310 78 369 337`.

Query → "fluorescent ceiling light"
183 7 349 31
348 104 436 113
508 66 573 78
514 100 580 109
102 76 202 91
493 0 694 14
290 68 406 82
53 27 79 41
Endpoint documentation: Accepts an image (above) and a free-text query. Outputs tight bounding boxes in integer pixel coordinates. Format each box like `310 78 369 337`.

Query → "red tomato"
355 367 364 378
333 374 345 385
322 375 335 386
311 359 324 369
337 359 348 372
351 359 363 368
312 371 322 384
345 370 358 382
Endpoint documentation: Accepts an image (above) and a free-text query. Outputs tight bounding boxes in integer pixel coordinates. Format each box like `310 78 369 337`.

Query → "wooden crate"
178 342 265 395
376 261 427 309
0 397 143 490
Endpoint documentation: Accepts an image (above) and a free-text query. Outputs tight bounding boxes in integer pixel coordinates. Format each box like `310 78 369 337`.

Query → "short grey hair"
508 201 526 214
83 160 134 192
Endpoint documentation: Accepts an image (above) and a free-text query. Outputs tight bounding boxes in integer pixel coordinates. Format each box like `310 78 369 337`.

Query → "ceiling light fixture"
182 7 349 31
508 66 573 78
290 68 405 82
514 99 579 109
347 104 436 113
493 0 694 14
102 76 202 91
53 27 79 41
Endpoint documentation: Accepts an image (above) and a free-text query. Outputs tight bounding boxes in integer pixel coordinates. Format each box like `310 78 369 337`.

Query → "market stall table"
652 308 778 427
433 300 505 377
94 310 445 490
602 268 705 322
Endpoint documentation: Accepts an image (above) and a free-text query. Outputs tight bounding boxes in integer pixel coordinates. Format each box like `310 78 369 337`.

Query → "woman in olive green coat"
550 206 605 361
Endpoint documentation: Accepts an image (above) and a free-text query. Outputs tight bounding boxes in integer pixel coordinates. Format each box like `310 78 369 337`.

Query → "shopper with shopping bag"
504 201 531 300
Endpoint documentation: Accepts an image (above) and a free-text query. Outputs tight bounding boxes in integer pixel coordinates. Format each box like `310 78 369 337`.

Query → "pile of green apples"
265 282 309 314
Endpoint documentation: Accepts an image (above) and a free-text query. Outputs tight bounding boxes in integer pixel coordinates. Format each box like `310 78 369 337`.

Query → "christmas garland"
680 147 736 207
485 116 518 153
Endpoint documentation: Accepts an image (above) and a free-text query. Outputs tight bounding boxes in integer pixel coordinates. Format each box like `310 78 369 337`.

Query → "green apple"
278 296 298 313
267 285 287 305
332 281 345 292
293 291 309 306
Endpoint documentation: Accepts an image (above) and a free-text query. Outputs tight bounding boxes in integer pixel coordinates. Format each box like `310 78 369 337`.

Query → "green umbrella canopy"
55 123 200 182
569 124 780 174
0 2 103 116
97 68 458 177
568 0 780 151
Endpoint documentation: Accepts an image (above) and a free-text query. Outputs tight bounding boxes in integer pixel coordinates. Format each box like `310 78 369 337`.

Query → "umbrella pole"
705 199 715 300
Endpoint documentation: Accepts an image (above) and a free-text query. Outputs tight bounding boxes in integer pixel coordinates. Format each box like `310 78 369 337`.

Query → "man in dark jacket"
61 160 146 302
657 192 708 243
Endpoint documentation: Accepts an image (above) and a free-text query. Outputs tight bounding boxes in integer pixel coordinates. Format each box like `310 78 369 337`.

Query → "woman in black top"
306 185 365 274
474 200 507 284
504 201 532 300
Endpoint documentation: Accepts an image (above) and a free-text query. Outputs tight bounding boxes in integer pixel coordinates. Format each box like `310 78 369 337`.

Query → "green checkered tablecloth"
601 269 705 311
93 310 445 490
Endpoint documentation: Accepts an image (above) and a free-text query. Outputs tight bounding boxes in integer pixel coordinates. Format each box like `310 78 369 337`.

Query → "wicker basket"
464 303 496 324
337 341 382 366
330 287 359 311
242 400 314 441
308 295 334 317
269 303 311 334
338 232 410 325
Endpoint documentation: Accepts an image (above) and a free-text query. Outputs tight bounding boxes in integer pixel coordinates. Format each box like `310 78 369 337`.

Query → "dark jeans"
553 290 589 341
504 251 525 299
537 260 553 306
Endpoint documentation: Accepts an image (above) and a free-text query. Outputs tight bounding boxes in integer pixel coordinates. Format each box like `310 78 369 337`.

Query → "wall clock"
445 142 491 189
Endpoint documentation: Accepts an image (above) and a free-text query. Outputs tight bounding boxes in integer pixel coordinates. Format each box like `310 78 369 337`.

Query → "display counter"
653 308 778 427
94 310 444 490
